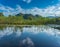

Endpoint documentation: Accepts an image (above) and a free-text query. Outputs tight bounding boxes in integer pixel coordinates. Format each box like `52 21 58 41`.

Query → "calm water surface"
0 25 60 47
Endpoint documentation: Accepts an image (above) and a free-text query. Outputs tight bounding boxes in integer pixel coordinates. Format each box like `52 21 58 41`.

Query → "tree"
9 15 12 17
15 13 24 16
0 13 4 16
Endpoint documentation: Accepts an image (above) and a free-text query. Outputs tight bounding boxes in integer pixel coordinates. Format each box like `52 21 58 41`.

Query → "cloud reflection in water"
0 26 59 47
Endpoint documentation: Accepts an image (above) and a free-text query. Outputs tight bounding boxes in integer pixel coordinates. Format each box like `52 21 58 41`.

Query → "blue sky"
0 0 59 8
0 0 60 16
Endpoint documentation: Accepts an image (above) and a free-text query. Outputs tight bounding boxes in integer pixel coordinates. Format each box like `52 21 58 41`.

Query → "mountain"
15 13 40 19
47 16 60 18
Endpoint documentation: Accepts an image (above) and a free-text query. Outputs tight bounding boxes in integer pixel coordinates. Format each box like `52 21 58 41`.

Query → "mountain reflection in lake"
0 25 60 47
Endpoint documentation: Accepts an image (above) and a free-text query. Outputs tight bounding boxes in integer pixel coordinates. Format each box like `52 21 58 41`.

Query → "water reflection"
0 25 60 47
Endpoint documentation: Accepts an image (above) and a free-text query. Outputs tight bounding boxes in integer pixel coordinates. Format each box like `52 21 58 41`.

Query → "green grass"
0 15 60 25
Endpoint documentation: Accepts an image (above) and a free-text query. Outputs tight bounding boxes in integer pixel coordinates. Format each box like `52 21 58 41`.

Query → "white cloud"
0 3 60 17
24 5 60 17
23 0 31 3
20 37 34 47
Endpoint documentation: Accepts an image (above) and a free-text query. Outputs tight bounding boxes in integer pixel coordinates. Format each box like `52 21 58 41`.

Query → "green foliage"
0 13 60 25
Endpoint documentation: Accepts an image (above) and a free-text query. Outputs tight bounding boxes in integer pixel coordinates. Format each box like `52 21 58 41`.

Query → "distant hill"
15 13 60 19
15 13 41 19
46 16 60 18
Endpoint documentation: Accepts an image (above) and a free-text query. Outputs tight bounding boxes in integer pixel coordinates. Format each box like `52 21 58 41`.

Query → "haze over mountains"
0 12 60 18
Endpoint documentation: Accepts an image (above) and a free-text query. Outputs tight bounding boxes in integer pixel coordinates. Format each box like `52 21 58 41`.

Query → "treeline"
0 13 60 25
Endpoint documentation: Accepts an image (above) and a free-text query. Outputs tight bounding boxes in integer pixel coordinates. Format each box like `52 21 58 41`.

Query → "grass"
0 14 60 25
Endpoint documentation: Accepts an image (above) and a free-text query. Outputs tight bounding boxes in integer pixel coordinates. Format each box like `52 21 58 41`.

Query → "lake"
0 25 60 47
